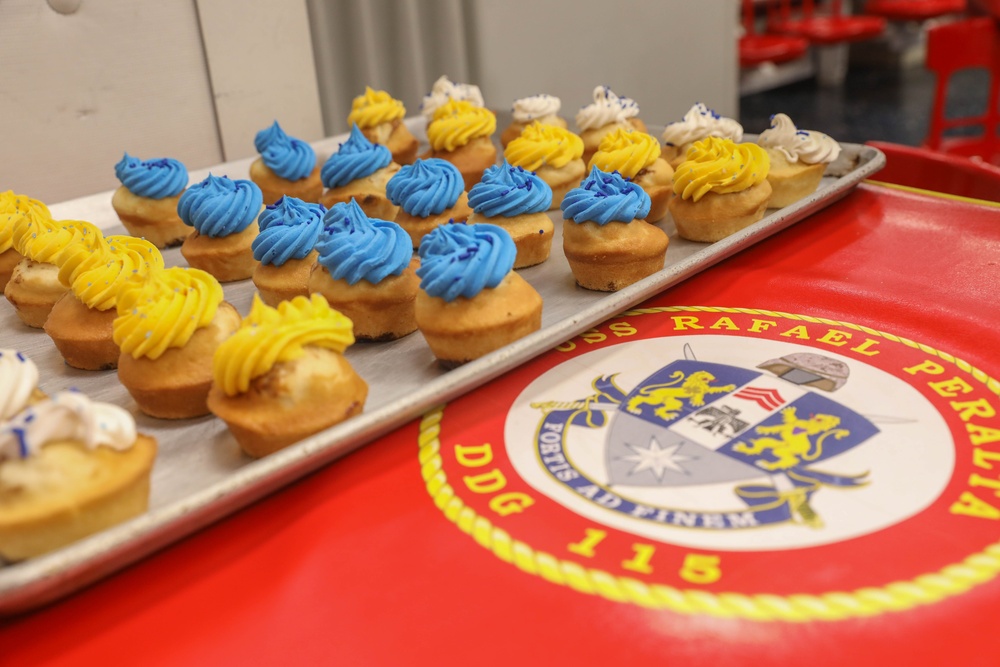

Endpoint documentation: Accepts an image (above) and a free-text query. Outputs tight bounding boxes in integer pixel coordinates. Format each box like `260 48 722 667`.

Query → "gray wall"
308 0 739 133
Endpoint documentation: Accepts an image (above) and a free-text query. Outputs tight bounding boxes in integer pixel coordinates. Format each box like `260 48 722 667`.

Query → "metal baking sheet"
0 120 885 614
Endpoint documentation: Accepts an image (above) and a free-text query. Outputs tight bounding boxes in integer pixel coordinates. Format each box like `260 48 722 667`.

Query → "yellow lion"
626 370 735 421
733 407 847 471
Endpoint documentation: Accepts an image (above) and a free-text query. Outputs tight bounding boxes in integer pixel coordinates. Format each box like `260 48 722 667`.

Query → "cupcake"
467 161 554 268
561 166 669 292
5 219 96 329
308 199 419 341
756 113 842 208
0 372 157 561
661 103 744 169
111 153 191 248
348 86 418 165
114 266 241 419
45 236 164 371
319 124 400 220
249 121 322 205
415 223 542 366
178 174 263 282
589 128 674 222
423 99 498 191
503 122 586 209
251 196 324 306
0 191 51 292
420 75 485 121
575 86 646 165
501 94 567 148
207 293 368 458
385 158 472 248
668 137 773 243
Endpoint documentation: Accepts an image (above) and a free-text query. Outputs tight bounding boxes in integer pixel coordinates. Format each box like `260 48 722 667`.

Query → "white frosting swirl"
661 102 743 148
512 94 562 122
575 86 640 131
0 391 136 461
757 113 842 164
0 349 39 421
420 75 485 119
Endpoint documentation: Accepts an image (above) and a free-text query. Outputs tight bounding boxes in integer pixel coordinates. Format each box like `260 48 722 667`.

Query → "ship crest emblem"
532 351 880 528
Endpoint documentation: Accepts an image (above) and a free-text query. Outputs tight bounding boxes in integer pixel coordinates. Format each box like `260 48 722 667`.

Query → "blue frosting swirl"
467 160 552 218
177 174 263 238
417 223 515 302
251 196 325 266
385 158 463 217
315 199 412 285
560 166 651 225
114 152 188 199
254 121 317 181
321 124 393 189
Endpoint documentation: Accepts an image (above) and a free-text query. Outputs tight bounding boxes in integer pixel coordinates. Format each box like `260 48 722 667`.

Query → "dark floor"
739 55 989 146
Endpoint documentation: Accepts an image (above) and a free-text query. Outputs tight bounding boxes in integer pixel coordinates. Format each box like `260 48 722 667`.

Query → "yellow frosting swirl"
504 121 584 171
347 86 406 128
588 128 661 179
54 221 108 287
213 294 356 396
426 99 496 152
11 213 61 260
14 218 100 264
0 191 51 254
113 266 225 360
71 236 164 311
672 137 771 203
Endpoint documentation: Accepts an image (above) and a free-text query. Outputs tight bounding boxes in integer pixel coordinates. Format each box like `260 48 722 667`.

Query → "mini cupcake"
756 113 841 208
45 236 164 370
251 196 325 306
385 158 472 248
0 375 157 561
114 266 241 419
5 219 97 328
668 137 773 243
561 166 669 292
423 99 497 191
420 75 485 121
308 199 419 341
501 94 567 147
249 121 322 205
348 86 418 165
661 103 744 169
467 161 554 268
0 191 51 292
415 223 542 366
207 293 368 458
575 86 646 165
503 122 586 209
178 174 263 282
111 153 191 248
319 124 400 220
589 128 674 222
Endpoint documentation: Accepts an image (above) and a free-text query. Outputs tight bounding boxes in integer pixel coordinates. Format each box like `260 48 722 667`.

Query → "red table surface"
5 184 1000 665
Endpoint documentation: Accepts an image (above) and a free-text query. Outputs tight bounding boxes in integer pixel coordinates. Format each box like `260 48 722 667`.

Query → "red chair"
923 17 1000 166
769 0 887 44
864 0 967 21
740 0 811 67
866 140 1000 202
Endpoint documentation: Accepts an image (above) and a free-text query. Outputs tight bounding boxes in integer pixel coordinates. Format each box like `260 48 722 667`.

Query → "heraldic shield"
604 360 880 490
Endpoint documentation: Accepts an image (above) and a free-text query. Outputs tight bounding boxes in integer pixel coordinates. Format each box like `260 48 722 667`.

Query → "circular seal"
419 307 1000 621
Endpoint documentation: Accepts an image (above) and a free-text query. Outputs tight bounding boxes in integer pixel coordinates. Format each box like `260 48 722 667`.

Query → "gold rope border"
418 306 1000 621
